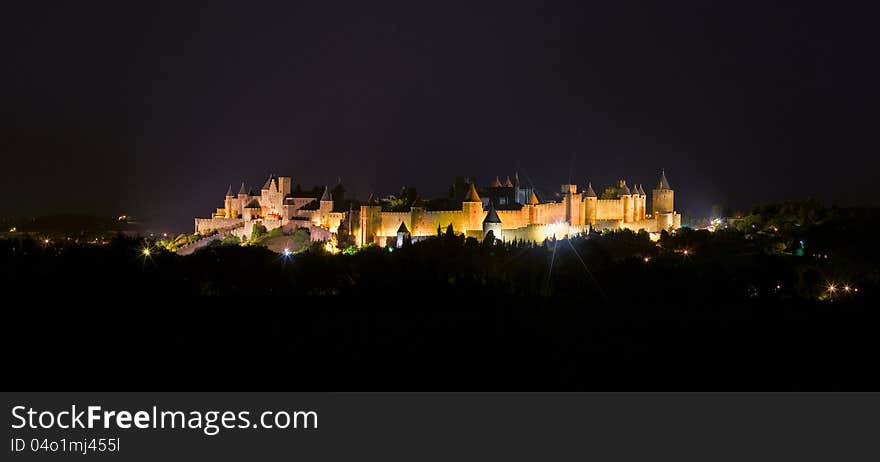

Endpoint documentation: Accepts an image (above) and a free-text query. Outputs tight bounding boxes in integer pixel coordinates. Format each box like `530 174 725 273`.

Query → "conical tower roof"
463 183 481 202
529 191 540 205
657 170 671 190
244 199 261 209
262 174 275 190
397 221 409 234
238 182 248 195
639 184 646 195
585 182 597 197
619 183 631 195
489 176 502 188
483 201 501 224
226 185 234 196
502 176 514 187
320 186 332 202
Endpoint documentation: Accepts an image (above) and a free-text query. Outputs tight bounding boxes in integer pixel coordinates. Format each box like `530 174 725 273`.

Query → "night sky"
3 1 878 232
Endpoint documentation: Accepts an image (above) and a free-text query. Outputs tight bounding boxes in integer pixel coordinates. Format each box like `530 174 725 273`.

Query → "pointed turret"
652 169 675 217
502 176 513 188
657 169 671 190
238 182 248 195
639 184 646 195
585 182 597 198
226 185 234 197
619 183 631 195
396 221 411 248
320 186 332 202
529 191 539 205
483 201 501 224
489 176 502 188
462 183 481 202
482 200 502 241
263 174 275 190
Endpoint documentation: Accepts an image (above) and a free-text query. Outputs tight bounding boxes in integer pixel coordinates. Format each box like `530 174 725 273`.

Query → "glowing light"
682 249 690 256
828 284 837 293
44 239 50 244
142 248 151 257
844 286 851 292
163 233 168 237
323 241 340 254
282 247 292 257
649 233 660 242
643 257 650 263
8 227 16 232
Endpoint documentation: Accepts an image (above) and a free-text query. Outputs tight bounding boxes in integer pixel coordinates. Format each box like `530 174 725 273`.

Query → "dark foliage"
2 206 878 389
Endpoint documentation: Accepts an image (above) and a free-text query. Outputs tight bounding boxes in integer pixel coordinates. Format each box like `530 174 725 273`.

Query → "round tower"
224 185 235 218
482 201 502 241
396 221 411 248
619 181 634 223
237 182 248 216
652 170 674 215
583 182 597 225
461 182 483 232
632 184 643 222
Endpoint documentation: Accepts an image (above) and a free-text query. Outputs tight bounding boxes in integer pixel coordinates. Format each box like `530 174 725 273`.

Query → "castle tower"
242 199 261 221
482 201 502 241
652 170 674 215
619 180 634 223
461 182 483 232
561 183 581 225
319 186 333 226
527 191 539 224
410 197 425 236
583 182 597 225
359 194 382 247
224 185 235 218
237 182 248 214
277 177 292 196
632 184 642 222
396 221 411 248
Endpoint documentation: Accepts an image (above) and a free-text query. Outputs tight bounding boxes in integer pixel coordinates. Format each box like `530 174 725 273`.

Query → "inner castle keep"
195 170 681 247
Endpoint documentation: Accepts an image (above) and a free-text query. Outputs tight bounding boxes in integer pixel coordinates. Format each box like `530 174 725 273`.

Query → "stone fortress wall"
196 171 682 248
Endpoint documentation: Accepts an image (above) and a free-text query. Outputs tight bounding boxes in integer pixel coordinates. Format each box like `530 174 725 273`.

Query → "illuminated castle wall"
195 175 345 241
357 171 680 247
195 171 681 247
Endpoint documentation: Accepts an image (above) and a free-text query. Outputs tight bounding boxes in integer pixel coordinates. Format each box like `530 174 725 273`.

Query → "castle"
195 170 681 247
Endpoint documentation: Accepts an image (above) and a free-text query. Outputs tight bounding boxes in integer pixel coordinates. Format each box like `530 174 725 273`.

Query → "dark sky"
3 1 878 232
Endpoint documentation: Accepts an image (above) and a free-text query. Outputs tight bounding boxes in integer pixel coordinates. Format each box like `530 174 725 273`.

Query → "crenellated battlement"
196 171 681 248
